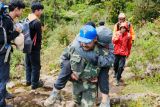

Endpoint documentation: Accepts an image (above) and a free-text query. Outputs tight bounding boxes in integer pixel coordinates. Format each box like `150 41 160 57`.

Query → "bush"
132 0 160 24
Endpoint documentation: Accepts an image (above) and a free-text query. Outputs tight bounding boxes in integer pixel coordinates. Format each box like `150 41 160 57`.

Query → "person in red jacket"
112 22 132 86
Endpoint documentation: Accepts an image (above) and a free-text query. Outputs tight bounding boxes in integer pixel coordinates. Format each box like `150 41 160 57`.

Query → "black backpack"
0 15 7 52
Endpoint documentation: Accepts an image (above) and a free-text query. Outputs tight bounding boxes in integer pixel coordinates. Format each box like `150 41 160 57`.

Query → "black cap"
85 21 96 28
99 21 105 26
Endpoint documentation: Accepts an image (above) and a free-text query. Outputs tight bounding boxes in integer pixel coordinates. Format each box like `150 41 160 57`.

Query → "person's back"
28 13 42 51
25 2 44 90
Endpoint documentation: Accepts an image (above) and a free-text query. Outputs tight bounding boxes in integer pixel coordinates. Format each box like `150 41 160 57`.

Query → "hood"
96 26 113 46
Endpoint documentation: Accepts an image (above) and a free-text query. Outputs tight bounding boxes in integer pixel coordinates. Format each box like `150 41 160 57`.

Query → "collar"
28 13 39 22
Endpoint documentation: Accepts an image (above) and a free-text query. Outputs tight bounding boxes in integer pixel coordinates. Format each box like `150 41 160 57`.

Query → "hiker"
113 13 135 43
24 2 44 90
99 21 105 26
0 1 25 107
112 22 132 86
44 22 114 107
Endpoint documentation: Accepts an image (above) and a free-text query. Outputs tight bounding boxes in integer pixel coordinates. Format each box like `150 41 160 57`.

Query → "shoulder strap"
127 22 131 32
0 16 7 52
117 23 120 31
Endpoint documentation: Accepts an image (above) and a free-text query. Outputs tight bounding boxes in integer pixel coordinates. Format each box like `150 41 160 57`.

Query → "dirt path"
6 67 159 107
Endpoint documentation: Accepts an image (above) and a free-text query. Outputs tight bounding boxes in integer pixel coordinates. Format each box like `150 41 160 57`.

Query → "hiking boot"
99 99 110 107
26 81 31 86
31 80 44 90
5 92 15 99
44 89 61 106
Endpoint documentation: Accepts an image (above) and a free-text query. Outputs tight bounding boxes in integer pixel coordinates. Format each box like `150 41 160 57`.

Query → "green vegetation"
7 0 160 106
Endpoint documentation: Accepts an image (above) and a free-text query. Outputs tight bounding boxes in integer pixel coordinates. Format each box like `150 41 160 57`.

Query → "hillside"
5 0 160 107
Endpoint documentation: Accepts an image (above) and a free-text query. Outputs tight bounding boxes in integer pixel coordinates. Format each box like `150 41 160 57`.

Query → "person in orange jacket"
112 22 132 86
113 13 135 43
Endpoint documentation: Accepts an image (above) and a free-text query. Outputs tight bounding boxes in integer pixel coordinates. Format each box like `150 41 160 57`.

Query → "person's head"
120 22 128 33
99 21 105 26
9 0 25 17
31 2 44 18
78 25 97 51
85 21 96 28
118 13 126 23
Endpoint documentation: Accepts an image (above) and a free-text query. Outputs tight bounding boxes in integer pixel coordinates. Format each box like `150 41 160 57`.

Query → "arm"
127 34 132 56
113 24 117 38
0 20 19 44
34 21 42 46
129 24 135 41
75 40 114 67
112 32 120 44
97 42 114 67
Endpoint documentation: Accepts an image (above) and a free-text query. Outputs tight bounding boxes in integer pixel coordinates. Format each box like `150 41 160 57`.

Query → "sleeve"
112 32 120 44
0 31 19 44
7 31 20 42
60 45 73 62
97 41 115 67
75 40 115 67
127 34 132 56
113 24 117 38
34 21 42 45
129 24 135 41
0 20 19 44
74 47 98 65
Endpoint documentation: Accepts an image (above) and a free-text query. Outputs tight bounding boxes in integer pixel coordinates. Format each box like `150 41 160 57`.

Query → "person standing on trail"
25 2 44 90
44 22 114 107
0 1 25 107
112 22 132 86
113 13 135 43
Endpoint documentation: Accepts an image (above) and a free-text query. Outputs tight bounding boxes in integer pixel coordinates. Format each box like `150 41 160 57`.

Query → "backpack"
18 18 37 54
117 21 131 32
0 15 7 52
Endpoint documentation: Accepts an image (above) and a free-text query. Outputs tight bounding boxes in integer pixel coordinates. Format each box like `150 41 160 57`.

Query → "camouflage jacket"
61 44 108 80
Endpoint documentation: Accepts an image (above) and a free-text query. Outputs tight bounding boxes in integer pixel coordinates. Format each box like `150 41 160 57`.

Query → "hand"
71 72 79 81
90 77 98 83
15 27 22 33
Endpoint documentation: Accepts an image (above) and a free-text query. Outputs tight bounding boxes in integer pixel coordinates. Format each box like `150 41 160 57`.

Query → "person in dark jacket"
25 2 44 90
0 1 25 107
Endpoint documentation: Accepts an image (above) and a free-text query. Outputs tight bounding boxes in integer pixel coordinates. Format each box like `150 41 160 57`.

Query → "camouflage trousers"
72 81 97 107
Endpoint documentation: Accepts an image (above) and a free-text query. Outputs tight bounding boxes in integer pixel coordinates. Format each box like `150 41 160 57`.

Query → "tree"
109 0 127 23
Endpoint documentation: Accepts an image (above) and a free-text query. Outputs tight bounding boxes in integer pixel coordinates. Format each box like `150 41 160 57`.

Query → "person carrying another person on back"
112 22 132 86
113 13 135 43
44 22 114 107
25 2 44 90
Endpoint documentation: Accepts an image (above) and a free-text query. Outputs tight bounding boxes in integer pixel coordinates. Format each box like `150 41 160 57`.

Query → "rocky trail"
7 67 160 107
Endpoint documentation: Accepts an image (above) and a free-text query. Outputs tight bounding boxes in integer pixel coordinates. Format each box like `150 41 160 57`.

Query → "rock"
122 71 135 80
14 87 26 94
14 96 23 103
135 61 143 70
145 64 160 76
7 81 16 89
154 97 160 107
32 97 44 106
40 75 55 89
111 93 160 105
